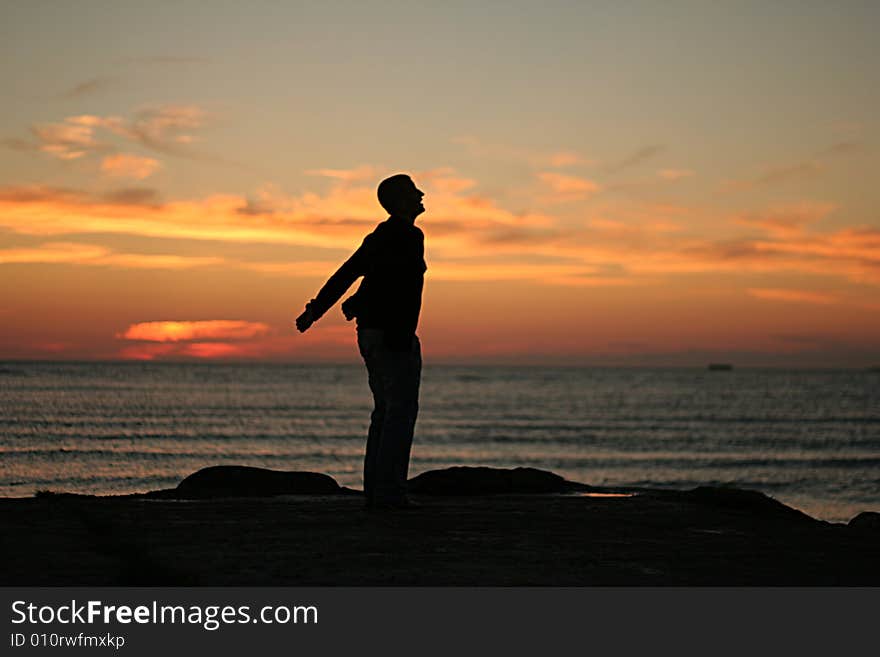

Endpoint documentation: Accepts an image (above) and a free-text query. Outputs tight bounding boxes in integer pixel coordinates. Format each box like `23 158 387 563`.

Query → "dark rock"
848 511 880 531
141 488 179 500
680 486 817 523
408 466 591 496
176 466 342 499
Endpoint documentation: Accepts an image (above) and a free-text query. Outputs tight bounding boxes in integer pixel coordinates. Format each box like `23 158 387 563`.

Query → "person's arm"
295 233 379 332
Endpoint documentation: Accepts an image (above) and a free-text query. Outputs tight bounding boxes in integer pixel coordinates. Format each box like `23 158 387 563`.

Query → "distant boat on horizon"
708 363 733 371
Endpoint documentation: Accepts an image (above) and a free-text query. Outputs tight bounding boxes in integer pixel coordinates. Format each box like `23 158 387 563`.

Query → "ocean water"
1 361 878 522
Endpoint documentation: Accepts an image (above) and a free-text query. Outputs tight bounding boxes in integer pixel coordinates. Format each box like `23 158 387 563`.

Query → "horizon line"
2 358 879 371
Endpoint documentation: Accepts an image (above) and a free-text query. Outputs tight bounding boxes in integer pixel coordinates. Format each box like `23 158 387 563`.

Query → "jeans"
357 328 421 504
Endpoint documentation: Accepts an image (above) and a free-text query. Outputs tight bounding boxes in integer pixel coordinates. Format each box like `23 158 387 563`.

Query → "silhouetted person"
296 174 426 509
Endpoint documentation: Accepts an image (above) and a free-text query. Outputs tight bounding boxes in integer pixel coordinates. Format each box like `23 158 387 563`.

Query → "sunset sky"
1 1 878 366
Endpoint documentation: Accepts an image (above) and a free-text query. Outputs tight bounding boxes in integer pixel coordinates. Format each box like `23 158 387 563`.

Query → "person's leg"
358 330 386 505
374 335 421 504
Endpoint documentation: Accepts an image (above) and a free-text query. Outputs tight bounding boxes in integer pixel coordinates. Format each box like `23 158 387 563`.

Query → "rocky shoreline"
1 466 877 585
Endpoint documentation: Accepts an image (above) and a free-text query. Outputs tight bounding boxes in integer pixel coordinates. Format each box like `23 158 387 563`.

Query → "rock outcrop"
407 466 592 495
175 465 342 498
849 511 880 532
677 486 818 524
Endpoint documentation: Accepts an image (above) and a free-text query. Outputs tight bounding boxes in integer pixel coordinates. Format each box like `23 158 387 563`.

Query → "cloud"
1 175 878 291
1 138 39 153
453 136 593 168
236 198 273 216
658 169 694 181
0 242 107 264
747 288 838 305
752 227 880 265
119 320 270 343
98 252 223 269
101 187 163 206
60 76 117 100
12 105 209 165
305 165 378 182
546 151 586 167
606 145 665 173
673 226 880 285
734 202 836 237
0 241 222 270
0 185 84 203
816 140 865 158
0 183 162 208
30 117 108 160
415 167 477 194
124 105 208 155
0 184 376 247
537 172 601 201
724 141 864 192
725 161 824 191
101 154 161 180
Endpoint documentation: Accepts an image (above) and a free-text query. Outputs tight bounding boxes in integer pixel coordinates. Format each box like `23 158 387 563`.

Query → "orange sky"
1 3 878 366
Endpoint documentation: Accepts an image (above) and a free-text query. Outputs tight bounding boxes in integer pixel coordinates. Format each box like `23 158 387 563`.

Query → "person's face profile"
400 179 425 218
407 180 425 217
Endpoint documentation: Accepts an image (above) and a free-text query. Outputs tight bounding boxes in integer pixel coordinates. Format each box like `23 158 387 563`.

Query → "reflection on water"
1 362 878 522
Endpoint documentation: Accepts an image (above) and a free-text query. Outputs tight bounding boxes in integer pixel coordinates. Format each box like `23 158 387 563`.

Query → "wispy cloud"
124 105 208 155
546 151 587 167
816 140 865 158
537 172 601 201
724 140 865 192
1 173 878 291
0 241 223 270
0 242 107 264
59 76 118 100
100 154 161 180
101 187 163 207
1 138 38 153
724 160 824 191
416 167 477 194
305 165 378 182
734 202 836 237
747 288 838 305
30 117 109 160
606 145 665 173
657 168 694 181
11 105 210 165
453 136 593 168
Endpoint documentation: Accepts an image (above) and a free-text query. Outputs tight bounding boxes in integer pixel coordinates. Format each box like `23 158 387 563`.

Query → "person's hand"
295 306 315 332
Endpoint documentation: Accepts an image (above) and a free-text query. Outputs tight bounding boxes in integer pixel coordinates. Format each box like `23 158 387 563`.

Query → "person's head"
377 174 424 220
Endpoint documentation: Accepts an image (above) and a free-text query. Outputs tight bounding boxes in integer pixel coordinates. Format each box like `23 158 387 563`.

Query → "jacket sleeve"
306 233 380 320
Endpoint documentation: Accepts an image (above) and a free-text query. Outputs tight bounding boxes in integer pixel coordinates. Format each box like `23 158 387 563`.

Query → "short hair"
377 174 412 213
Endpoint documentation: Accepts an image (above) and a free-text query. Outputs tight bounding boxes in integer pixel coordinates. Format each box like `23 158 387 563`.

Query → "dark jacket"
307 215 426 349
